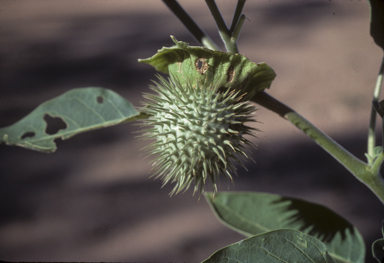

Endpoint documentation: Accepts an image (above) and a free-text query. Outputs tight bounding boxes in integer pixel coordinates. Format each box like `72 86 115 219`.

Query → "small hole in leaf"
44 114 67 135
195 58 209 75
97 96 103 104
21 132 35 139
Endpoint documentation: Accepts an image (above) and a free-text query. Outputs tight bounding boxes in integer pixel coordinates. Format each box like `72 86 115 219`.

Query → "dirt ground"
0 0 384 262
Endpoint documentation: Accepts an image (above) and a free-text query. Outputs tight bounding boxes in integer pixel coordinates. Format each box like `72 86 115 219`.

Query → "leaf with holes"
138 36 276 101
205 192 365 263
202 229 337 263
0 88 143 153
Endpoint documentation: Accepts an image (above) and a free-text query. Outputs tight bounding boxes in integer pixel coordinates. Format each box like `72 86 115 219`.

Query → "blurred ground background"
0 0 384 262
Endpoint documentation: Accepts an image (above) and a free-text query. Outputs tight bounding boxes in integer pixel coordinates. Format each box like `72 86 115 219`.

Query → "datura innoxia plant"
138 37 276 195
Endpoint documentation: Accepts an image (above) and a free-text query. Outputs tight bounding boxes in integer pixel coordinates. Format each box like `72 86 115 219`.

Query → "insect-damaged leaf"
138 36 276 101
0 88 142 153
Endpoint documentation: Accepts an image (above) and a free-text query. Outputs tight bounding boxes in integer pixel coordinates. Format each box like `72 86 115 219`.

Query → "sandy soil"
0 0 384 262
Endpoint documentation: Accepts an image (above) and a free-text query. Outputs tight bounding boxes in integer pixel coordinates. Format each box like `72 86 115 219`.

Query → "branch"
229 0 246 33
205 0 239 53
252 91 384 203
162 0 220 50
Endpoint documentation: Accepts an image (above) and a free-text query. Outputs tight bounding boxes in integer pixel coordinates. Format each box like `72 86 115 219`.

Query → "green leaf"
368 0 384 50
372 220 384 263
0 88 142 153
202 229 337 263
205 192 365 263
138 36 276 101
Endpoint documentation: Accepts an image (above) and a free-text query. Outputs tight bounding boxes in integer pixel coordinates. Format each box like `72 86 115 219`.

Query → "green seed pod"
139 75 257 196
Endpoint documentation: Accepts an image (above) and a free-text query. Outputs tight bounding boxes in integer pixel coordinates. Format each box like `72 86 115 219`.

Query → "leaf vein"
73 97 106 122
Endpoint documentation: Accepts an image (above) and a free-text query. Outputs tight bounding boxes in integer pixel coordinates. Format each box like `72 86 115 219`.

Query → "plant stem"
252 91 384 203
205 0 239 53
368 56 384 160
162 0 220 51
229 0 246 32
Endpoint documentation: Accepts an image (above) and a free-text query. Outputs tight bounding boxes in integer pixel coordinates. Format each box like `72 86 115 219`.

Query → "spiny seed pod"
139 75 257 196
